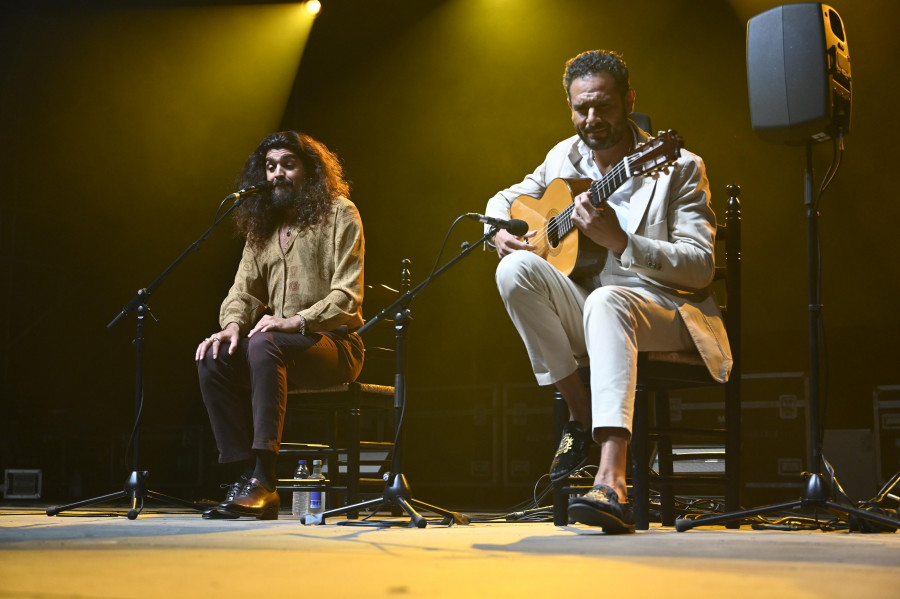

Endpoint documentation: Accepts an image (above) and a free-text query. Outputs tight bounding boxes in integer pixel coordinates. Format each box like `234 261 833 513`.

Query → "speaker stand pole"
676 142 899 532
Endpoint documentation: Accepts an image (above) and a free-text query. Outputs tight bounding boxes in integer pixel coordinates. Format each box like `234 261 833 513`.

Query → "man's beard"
577 114 629 151
270 180 302 212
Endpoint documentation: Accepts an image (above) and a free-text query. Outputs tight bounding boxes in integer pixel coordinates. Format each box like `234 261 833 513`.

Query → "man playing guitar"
486 50 732 534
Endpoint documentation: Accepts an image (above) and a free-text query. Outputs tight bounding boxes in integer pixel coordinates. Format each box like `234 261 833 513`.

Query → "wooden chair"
275 275 407 516
553 184 742 529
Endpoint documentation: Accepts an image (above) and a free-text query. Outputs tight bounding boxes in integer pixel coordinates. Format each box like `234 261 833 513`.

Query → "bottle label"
310 491 321 510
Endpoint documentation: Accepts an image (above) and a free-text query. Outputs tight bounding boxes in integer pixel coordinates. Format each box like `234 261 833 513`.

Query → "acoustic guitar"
509 130 684 278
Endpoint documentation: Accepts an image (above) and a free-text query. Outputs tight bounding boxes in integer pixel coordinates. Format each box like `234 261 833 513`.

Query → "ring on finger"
212 337 220 342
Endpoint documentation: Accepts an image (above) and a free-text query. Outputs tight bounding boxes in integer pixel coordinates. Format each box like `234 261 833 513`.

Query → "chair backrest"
356 259 410 385
722 184 742 386
630 112 652 135
712 185 741 344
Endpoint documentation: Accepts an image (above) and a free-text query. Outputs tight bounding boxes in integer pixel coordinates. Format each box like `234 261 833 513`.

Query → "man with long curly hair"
195 131 365 520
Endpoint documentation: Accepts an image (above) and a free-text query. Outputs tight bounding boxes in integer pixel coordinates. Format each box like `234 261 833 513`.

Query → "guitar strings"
525 159 630 249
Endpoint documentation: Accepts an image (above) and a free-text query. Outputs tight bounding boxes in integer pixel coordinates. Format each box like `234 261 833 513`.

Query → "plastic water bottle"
309 459 326 514
291 460 310 519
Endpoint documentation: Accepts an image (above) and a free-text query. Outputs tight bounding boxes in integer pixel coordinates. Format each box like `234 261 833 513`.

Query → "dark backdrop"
2 0 898 505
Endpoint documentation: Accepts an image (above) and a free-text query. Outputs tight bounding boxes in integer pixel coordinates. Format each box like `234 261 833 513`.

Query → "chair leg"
632 388 650 530
725 377 741 528
346 383 362 519
321 406 342 510
656 390 676 526
552 390 569 526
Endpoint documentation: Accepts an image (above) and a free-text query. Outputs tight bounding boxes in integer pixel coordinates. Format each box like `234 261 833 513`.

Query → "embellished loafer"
568 483 635 534
549 421 591 482
220 478 280 520
201 479 246 520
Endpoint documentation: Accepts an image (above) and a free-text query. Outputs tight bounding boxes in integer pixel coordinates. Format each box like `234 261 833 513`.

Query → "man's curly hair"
563 49 630 99
233 131 350 249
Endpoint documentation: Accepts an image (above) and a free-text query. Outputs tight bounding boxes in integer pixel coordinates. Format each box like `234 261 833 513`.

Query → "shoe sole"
568 502 635 534
549 454 590 483
219 505 280 520
202 508 239 520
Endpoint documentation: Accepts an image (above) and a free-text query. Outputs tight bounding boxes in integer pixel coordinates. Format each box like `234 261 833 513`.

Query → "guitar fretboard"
546 157 631 245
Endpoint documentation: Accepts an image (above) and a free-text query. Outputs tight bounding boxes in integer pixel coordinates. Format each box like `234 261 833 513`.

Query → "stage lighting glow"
305 0 321 16
5 2 319 216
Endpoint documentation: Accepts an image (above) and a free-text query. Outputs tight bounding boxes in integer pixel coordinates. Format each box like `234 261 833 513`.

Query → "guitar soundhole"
547 211 560 249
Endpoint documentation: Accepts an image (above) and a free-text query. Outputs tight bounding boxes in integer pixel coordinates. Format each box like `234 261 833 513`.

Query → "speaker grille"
747 3 850 145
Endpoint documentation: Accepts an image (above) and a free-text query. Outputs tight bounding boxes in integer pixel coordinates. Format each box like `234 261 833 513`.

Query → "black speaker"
747 3 851 145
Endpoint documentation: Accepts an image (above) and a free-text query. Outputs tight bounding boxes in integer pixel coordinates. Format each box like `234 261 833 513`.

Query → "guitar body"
510 178 605 278
508 130 684 280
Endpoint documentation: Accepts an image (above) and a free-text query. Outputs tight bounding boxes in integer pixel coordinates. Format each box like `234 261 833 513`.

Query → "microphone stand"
47 190 256 519
302 227 503 527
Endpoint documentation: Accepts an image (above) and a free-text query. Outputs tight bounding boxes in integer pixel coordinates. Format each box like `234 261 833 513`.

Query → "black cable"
214 194 234 223
868 471 900 507
380 215 492 494
428 215 471 279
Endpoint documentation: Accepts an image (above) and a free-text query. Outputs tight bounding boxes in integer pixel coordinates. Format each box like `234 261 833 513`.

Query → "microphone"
466 213 529 236
227 180 273 199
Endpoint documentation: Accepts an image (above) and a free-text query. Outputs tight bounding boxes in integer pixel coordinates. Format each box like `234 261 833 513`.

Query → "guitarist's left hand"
571 192 628 255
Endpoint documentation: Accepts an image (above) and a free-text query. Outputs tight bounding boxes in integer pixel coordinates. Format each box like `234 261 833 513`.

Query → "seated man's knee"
495 251 542 297
197 350 229 386
246 332 280 367
584 287 634 322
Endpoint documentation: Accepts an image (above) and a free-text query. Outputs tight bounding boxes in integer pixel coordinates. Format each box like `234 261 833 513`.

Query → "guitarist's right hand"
495 228 537 259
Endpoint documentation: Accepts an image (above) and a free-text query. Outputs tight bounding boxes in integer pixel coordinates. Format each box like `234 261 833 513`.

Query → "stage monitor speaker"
747 3 851 145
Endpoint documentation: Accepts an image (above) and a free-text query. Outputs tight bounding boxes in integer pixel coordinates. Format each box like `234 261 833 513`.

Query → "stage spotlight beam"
305 1 322 16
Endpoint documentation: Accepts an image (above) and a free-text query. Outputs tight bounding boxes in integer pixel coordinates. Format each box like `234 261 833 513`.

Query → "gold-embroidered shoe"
549 421 590 483
568 484 635 534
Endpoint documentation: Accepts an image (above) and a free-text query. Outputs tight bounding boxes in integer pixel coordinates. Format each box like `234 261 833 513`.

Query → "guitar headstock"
627 130 684 178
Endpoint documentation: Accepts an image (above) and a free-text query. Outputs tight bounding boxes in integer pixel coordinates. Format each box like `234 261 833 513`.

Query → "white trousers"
495 251 695 432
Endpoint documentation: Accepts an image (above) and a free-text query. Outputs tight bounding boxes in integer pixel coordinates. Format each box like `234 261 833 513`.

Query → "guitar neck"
552 158 631 240
511 130 682 278
588 158 631 207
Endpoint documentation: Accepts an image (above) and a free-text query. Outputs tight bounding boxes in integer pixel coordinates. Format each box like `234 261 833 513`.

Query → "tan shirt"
219 196 364 335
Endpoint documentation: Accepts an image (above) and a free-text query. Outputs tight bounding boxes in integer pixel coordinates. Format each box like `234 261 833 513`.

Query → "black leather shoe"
202 479 246 520
549 421 590 482
220 478 280 520
568 484 635 534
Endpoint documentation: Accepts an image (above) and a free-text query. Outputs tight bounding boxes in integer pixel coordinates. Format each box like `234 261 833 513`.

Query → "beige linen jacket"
485 124 732 382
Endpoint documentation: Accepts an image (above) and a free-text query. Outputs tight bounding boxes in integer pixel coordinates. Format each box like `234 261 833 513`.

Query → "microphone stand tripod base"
46 470 205 519
299 246 490 529
675 472 900 532
301 474 469 528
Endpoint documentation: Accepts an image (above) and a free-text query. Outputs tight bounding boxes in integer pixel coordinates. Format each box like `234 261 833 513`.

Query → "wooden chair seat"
274 280 405 517
275 381 394 516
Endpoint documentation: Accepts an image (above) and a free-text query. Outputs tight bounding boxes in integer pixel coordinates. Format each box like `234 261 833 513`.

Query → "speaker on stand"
747 2 851 144
678 3 897 533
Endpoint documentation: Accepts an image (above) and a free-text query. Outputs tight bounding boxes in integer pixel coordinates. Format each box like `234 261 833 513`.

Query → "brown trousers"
198 328 364 463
